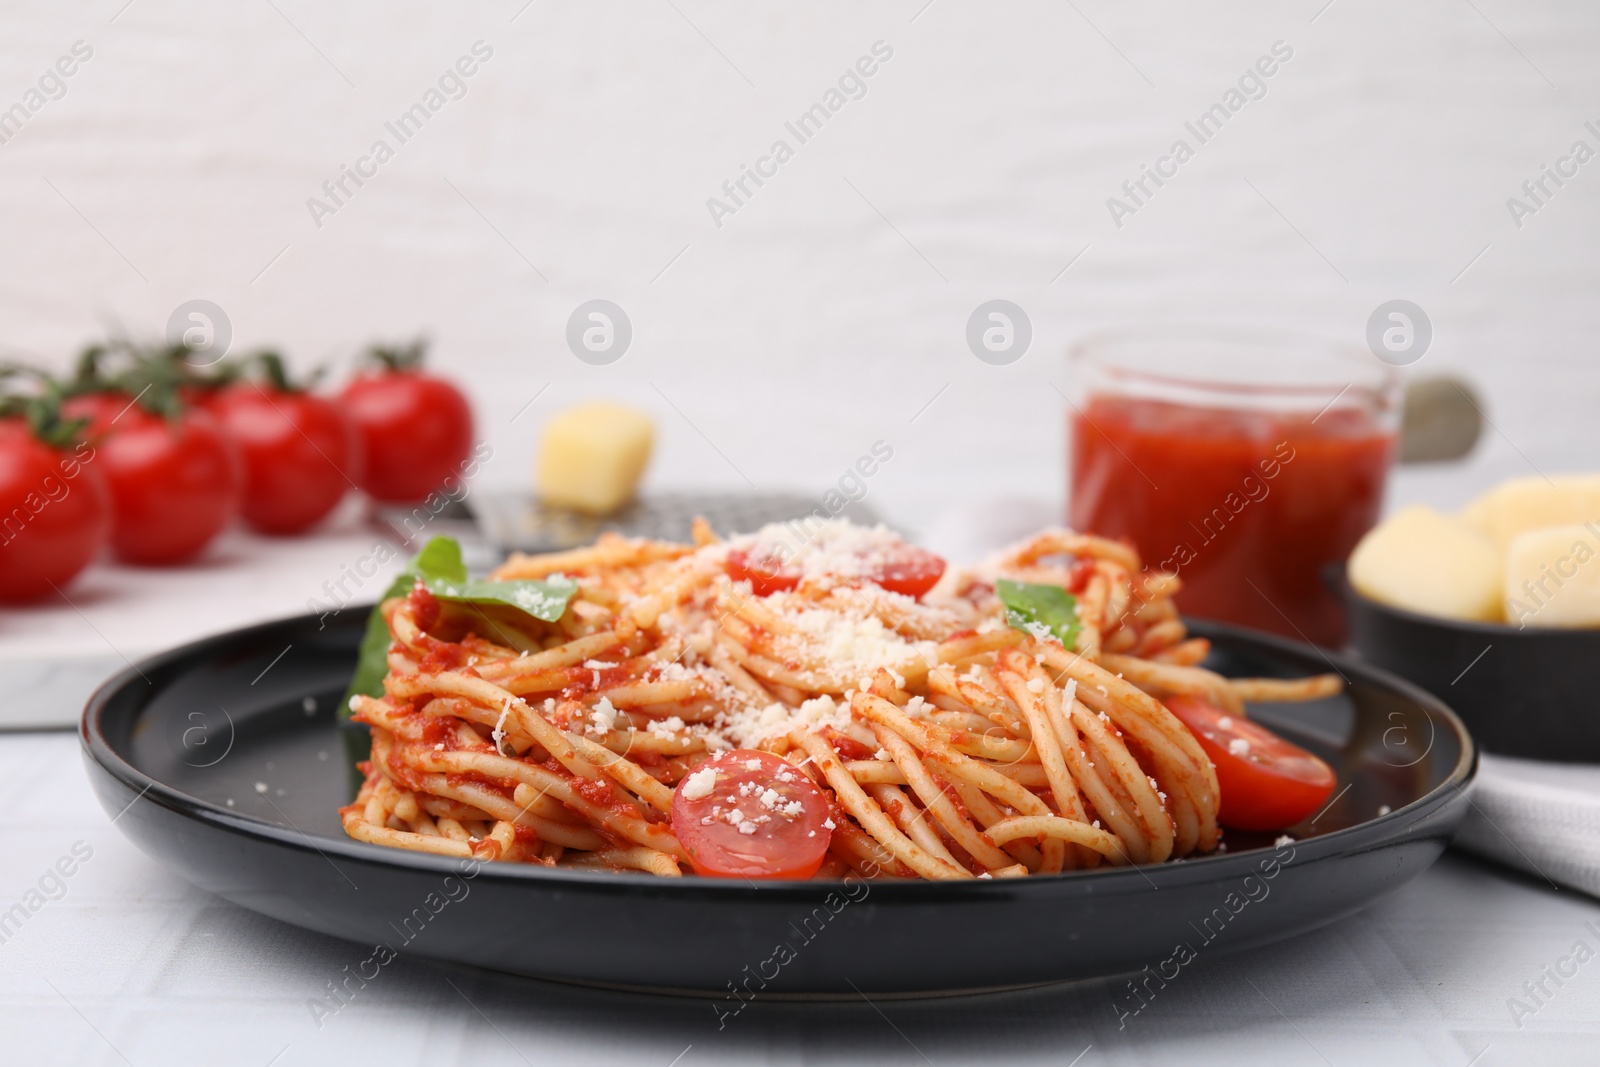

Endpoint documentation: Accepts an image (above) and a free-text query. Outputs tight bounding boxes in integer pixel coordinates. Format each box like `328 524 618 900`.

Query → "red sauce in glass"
1070 395 1394 647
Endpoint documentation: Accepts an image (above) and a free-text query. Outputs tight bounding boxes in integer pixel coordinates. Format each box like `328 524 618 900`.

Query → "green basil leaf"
424 576 578 623
339 537 579 719
341 573 415 714
410 536 467 584
996 578 1081 648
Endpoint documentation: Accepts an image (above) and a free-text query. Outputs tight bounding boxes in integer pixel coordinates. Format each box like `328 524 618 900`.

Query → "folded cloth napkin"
1454 754 1600 898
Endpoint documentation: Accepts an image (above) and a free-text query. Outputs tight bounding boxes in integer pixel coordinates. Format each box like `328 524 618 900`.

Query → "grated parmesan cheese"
492 698 514 753
681 767 717 801
716 694 852 749
588 696 617 736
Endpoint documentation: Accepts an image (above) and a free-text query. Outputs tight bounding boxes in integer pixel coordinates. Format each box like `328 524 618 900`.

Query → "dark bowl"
1341 570 1600 761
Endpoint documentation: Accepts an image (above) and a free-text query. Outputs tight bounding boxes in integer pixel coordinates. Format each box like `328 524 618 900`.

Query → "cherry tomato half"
209 383 359 535
339 369 472 504
1164 694 1337 832
671 750 833 879
725 549 799 596
0 420 111 602
64 393 241 565
727 544 946 600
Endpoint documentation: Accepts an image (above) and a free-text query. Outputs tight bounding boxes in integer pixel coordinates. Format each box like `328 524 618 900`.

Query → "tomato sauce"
1070 396 1394 647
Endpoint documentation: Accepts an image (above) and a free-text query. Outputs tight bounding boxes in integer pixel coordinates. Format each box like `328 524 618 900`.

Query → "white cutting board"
0 500 412 730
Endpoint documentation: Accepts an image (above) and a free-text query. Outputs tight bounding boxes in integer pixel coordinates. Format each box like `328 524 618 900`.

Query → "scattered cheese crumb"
647 715 686 738
1026 677 1046 694
253 782 268 794
1228 738 1251 757
1377 804 1391 817
1274 834 1295 847
493 697 515 752
681 767 717 801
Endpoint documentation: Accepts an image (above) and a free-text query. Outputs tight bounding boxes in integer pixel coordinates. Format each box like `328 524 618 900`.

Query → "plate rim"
81 608 1477 899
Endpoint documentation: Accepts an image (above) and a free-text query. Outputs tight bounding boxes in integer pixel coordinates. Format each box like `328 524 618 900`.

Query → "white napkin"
1454 754 1600 898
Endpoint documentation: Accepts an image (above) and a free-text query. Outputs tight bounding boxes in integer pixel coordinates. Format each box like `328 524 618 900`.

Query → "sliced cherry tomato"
671 750 833 879
63 393 241 565
726 543 946 600
872 548 946 598
0 420 111 602
726 548 800 596
1164 694 1337 832
209 382 359 535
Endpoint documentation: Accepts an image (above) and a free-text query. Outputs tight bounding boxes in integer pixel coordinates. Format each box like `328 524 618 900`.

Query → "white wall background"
3 0 1597 531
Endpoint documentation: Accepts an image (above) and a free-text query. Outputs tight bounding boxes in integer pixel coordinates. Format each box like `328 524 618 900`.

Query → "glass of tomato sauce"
1068 326 1400 648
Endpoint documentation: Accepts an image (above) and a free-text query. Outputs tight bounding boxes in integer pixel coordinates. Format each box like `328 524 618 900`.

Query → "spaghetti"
341 519 1342 879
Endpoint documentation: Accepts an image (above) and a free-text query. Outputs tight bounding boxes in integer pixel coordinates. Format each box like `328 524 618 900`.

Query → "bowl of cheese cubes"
1342 475 1600 760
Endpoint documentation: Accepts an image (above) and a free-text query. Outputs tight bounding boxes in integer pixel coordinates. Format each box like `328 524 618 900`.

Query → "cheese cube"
536 402 654 514
1504 523 1600 628
1347 505 1503 622
1460 475 1600 551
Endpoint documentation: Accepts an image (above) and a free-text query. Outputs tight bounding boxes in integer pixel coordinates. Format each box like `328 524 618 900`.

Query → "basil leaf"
425 576 578 622
341 573 415 713
996 578 1081 648
410 536 466 584
339 537 579 718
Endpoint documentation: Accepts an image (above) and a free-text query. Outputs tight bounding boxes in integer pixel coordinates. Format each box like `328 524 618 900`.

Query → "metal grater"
468 490 881 556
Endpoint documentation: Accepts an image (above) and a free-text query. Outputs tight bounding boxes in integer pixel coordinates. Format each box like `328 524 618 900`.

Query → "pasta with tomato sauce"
341 519 1342 879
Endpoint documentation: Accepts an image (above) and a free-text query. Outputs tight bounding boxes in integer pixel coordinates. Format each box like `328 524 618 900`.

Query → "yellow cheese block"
1504 523 1600 628
536 402 655 514
1347 505 1503 622
1460 475 1600 550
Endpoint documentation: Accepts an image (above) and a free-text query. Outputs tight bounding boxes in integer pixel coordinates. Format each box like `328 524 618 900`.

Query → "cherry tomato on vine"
208 354 360 535
63 392 241 565
339 340 472 504
0 415 110 602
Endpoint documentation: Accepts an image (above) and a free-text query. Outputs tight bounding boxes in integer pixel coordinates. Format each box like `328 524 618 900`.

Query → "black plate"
1341 571 1600 761
82 610 1474 995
